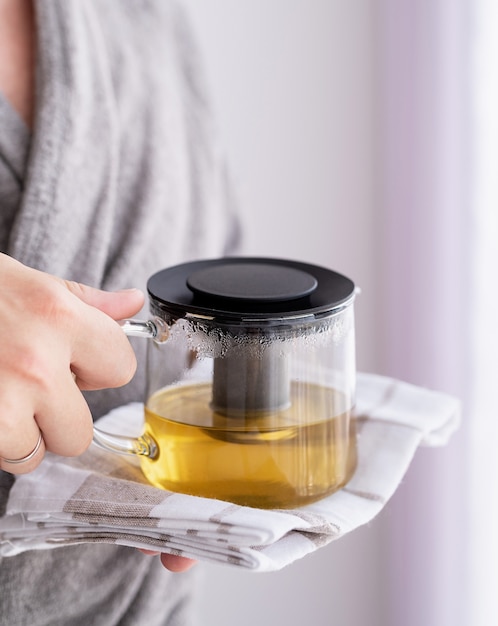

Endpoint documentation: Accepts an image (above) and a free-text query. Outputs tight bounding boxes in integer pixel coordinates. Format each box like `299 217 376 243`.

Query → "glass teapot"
93 257 358 509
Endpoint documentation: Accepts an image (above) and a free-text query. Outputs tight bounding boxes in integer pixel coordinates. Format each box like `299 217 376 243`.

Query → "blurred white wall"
181 2 388 625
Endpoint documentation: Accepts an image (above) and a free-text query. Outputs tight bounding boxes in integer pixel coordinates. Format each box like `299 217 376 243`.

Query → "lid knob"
186 262 318 304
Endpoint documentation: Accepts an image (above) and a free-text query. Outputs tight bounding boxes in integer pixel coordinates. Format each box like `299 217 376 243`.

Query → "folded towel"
0 373 460 571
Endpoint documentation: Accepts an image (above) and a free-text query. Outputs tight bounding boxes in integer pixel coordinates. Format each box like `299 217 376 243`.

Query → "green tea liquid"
142 381 357 508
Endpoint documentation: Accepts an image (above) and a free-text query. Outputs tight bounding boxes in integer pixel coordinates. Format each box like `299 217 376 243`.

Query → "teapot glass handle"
92 316 170 458
118 316 170 343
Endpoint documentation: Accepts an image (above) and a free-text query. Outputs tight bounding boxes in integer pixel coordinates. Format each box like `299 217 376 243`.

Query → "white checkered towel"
0 373 460 572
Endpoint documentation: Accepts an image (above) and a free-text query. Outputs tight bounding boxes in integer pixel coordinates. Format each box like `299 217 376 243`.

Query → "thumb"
62 280 145 321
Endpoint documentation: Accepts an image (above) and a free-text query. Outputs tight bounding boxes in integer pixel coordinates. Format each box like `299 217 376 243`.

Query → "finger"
34 370 94 456
0 393 46 474
61 280 145 320
139 550 197 573
69 301 139 390
159 554 197 573
139 549 197 572
0 370 93 463
0 432 46 475
49 276 143 390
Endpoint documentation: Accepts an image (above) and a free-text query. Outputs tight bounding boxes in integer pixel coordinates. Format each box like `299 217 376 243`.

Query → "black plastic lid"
147 257 355 323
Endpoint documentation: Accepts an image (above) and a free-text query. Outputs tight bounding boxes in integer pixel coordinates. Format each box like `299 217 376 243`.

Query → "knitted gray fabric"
0 1 241 623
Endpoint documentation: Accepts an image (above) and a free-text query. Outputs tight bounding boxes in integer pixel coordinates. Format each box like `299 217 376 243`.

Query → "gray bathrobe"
0 1 241 623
